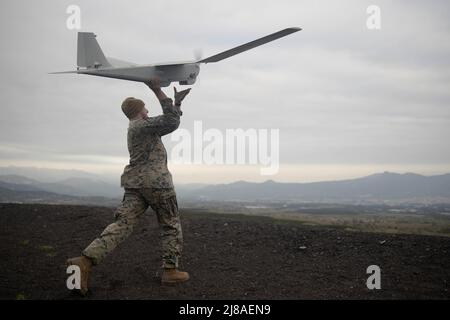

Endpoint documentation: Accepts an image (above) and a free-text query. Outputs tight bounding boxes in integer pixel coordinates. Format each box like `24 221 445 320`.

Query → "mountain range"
179 172 450 203
0 166 449 205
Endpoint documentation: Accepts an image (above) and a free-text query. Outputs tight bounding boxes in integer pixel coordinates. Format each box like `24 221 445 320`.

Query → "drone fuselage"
78 62 200 87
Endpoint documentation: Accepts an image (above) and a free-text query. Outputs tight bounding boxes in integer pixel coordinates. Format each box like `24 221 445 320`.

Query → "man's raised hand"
146 77 169 101
146 77 161 90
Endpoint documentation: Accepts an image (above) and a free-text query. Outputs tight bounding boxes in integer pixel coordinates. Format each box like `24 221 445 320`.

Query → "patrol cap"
121 97 145 119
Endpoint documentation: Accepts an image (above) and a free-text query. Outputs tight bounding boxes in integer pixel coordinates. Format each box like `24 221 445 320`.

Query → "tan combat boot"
161 268 190 284
66 256 92 296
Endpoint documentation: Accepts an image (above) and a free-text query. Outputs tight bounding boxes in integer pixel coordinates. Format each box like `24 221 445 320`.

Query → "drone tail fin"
77 32 111 69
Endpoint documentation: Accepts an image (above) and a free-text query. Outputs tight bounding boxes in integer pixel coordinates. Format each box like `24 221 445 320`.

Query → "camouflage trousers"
82 187 183 269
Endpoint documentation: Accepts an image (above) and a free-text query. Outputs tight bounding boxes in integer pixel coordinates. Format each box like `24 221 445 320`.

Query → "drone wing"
48 70 79 74
197 27 301 64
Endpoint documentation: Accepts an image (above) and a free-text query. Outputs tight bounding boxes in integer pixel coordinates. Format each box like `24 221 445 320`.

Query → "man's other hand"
174 87 191 106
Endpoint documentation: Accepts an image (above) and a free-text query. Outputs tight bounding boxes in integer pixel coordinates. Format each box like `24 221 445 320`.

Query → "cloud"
0 0 449 182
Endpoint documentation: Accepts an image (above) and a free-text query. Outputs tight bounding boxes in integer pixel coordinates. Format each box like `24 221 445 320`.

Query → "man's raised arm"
147 78 169 101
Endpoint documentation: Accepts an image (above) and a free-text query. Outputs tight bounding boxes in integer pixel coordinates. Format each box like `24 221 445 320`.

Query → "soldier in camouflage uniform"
67 78 191 295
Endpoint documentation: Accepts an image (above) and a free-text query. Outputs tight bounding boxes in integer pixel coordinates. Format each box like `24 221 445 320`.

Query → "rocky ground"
0 203 449 299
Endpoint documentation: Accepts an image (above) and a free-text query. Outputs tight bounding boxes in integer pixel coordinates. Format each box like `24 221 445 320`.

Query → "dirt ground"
0 203 449 299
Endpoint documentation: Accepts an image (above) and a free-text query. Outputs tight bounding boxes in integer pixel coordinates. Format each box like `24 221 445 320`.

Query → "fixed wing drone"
51 27 301 87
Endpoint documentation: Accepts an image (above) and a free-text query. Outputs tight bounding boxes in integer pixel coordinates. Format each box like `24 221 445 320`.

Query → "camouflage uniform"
82 98 183 269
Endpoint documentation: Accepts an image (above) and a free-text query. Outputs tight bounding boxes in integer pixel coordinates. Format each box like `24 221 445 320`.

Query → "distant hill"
0 174 122 198
0 166 101 183
0 177 43 192
40 177 122 198
180 172 450 203
0 185 78 203
0 185 119 207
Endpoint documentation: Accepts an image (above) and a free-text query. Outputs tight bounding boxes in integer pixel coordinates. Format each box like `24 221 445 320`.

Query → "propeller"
193 48 203 62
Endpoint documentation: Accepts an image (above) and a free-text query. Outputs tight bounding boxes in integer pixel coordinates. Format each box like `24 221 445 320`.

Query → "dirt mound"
0 203 449 299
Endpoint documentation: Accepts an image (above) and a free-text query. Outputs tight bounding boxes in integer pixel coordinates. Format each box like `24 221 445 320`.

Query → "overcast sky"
0 0 449 184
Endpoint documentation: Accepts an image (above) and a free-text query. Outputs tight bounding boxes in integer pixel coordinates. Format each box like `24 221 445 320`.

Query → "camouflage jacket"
120 97 182 188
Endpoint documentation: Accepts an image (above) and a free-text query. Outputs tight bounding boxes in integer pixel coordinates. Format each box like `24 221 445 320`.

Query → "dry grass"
258 212 450 237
